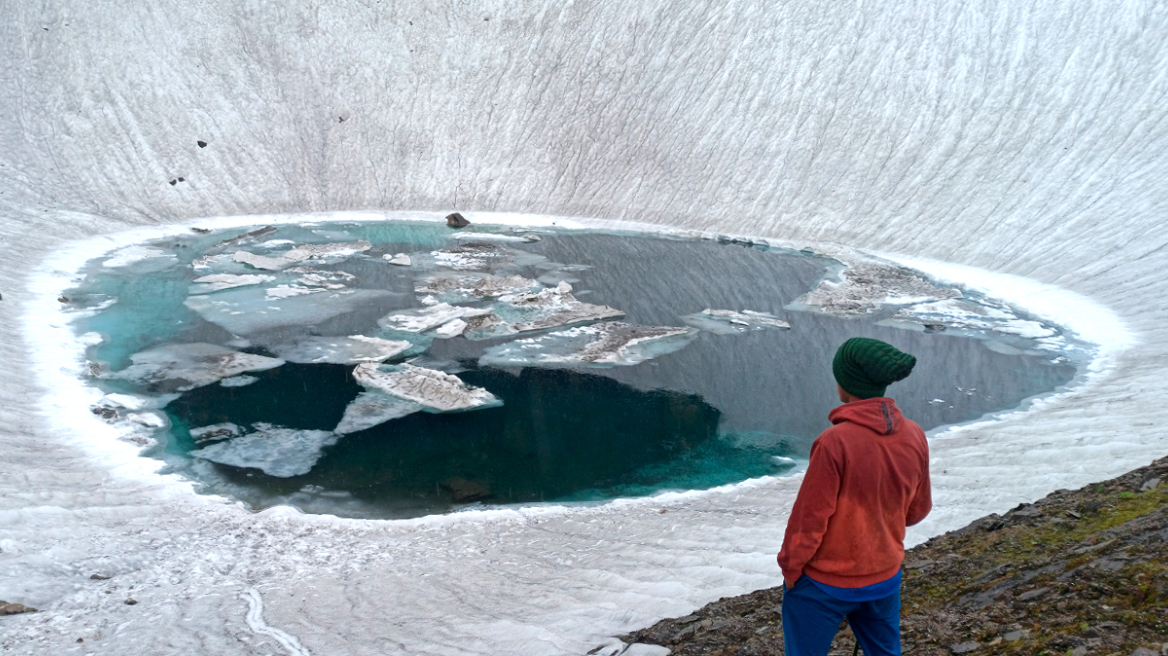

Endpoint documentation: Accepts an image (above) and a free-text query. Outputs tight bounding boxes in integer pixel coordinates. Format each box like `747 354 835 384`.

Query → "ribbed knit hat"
832 337 917 399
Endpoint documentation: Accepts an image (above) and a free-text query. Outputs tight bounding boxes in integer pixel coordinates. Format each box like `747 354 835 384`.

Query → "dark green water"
68 221 1081 518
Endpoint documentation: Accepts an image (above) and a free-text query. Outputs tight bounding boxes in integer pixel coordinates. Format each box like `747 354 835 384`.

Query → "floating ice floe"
219 375 258 387
110 342 285 391
480 322 697 367
878 298 1059 339
378 303 493 335
184 287 395 335
383 253 412 266
352 362 501 412
233 240 372 271
466 283 624 339
430 242 546 271
450 231 540 243
681 309 791 334
789 260 961 316
268 335 412 364
189 423 243 443
415 273 544 304
190 422 339 477
189 273 275 294
333 390 424 435
102 245 179 271
99 392 180 411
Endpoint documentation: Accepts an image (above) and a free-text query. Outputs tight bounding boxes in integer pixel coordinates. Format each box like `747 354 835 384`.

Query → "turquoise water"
67 221 1081 518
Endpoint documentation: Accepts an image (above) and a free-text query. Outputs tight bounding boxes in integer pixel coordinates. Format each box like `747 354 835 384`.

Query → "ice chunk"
378 303 493 334
233 241 372 272
681 309 791 334
880 298 1057 339
103 245 177 269
184 287 395 335
789 260 961 316
383 253 412 266
220 375 259 387
269 335 412 364
352 363 501 412
333 390 424 435
430 242 546 271
415 273 543 304
466 287 623 339
190 273 274 294
433 318 468 338
99 392 180 410
111 343 284 391
189 422 243 443
450 231 539 243
190 423 339 477
480 322 697 367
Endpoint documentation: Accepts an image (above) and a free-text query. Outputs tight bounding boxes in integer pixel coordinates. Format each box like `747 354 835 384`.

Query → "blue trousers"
782 577 902 656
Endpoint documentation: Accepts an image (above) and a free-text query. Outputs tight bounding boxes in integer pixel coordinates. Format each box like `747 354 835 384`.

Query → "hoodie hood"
828 397 902 436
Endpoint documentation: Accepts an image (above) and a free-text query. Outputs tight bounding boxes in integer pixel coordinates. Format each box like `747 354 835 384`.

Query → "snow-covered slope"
2 2 1166 654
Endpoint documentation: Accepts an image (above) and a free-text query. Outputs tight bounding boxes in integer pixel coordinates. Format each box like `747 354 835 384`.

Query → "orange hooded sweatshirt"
778 397 931 589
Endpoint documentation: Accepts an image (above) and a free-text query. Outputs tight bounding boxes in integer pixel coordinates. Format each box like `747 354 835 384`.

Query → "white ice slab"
468 287 624 339
378 302 493 334
333 390 424 435
184 287 395 335
111 343 284 391
269 335 412 364
352 362 500 412
233 241 371 271
189 423 339 477
384 253 412 266
681 309 791 334
481 322 697 367
190 273 274 294
789 260 962 316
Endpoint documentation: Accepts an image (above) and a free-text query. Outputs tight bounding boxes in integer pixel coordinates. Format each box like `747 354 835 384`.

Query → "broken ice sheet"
377 303 493 334
878 299 1058 340
480 322 697 368
681 309 791 335
415 272 543 304
788 260 961 316
232 240 372 272
190 423 243 443
189 273 275 294
268 335 412 364
184 286 395 335
464 284 625 340
190 423 339 477
110 342 284 391
352 362 501 412
333 390 424 435
429 241 547 271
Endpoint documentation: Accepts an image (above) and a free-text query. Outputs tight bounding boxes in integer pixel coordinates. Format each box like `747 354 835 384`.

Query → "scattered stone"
950 641 980 654
197 140 207 148
177 177 185 182
124 598 137 605
441 477 490 502
90 574 111 580
91 405 118 421
1017 587 1049 601
1065 509 1082 519
446 212 470 228
0 602 36 615
1130 648 1159 656
676 615 700 624
1140 477 1161 492
1002 629 1029 641
169 179 177 186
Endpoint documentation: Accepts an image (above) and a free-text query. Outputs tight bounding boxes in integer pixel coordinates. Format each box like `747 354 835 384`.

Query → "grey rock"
1140 477 1161 492
1130 648 1159 656
951 641 980 654
1003 629 1030 641
1017 587 1050 601
446 212 470 228
0 601 36 615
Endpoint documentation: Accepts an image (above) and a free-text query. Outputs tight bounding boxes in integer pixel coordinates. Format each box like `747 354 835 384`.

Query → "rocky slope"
622 457 1168 655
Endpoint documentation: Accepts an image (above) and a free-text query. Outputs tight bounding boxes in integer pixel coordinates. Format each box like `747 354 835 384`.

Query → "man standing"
778 337 931 656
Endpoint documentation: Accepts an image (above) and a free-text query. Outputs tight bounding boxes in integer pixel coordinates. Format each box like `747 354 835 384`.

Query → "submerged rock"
352 362 501 412
111 343 284 392
481 322 697 367
441 477 491 502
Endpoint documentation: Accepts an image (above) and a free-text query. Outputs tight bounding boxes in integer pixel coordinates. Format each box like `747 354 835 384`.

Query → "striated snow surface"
2 1 1167 655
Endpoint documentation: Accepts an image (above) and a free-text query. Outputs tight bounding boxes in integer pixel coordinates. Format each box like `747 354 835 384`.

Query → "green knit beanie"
832 338 917 399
